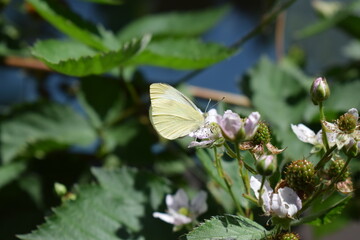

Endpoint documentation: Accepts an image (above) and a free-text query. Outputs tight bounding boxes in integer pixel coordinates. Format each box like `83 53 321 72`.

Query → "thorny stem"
258 176 266 206
213 148 245 216
319 102 330 150
174 0 297 86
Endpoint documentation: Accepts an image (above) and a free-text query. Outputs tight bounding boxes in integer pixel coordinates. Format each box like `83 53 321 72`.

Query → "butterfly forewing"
150 83 205 140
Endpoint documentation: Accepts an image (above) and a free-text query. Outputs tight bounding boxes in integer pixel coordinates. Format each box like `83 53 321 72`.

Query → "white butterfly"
149 83 206 140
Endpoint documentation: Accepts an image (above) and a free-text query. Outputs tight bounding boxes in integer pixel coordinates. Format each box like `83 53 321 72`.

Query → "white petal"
347 108 359 120
278 187 302 217
153 212 175 224
167 189 189 211
190 191 208 216
291 124 317 144
271 193 287 218
261 191 271 214
168 209 192 225
205 109 219 123
250 175 273 199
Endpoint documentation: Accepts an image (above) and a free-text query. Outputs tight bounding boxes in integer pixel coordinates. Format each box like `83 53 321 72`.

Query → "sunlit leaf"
32 36 150 76
127 38 236 69
26 0 110 50
185 215 269 240
117 5 229 40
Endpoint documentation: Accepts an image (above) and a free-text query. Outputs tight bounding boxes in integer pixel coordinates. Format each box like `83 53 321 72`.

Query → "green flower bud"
256 154 277 176
310 77 330 105
54 182 67 197
343 139 359 157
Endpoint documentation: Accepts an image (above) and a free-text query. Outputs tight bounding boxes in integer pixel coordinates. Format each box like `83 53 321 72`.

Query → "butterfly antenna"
207 97 225 111
204 99 212 112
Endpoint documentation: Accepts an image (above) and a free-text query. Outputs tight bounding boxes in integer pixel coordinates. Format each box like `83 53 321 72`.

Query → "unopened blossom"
322 108 360 149
188 109 223 148
255 154 277 176
216 110 260 141
153 189 207 230
310 77 330 105
291 124 336 153
250 175 302 218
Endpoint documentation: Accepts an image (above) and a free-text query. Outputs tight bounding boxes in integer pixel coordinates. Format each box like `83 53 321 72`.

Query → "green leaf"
26 0 109 50
32 36 150 76
117 5 229 41
18 167 171 240
0 102 96 163
0 162 26 188
326 80 360 111
247 57 312 159
185 215 269 240
127 38 235 69
296 0 360 39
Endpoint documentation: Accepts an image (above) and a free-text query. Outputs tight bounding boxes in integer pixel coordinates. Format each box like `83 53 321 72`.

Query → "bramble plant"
1 1 360 240
149 77 359 239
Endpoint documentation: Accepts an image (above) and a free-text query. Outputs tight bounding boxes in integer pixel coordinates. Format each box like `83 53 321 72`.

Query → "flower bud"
54 182 67 197
256 154 277 176
310 77 330 105
216 110 242 141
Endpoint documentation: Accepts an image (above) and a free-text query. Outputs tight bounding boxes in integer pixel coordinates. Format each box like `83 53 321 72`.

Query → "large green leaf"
185 215 269 240
32 36 150 76
26 0 109 50
18 167 171 240
0 162 26 188
117 6 229 41
0 102 96 163
127 38 236 69
296 0 360 39
247 57 312 160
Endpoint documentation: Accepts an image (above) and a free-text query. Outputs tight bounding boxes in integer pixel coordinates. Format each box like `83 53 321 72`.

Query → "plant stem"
235 143 251 195
331 156 352 186
213 148 245 216
315 145 336 171
319 102 330 150
174 0 297 86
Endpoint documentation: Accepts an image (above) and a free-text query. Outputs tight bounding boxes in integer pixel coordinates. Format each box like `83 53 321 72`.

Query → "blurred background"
0 0 359 239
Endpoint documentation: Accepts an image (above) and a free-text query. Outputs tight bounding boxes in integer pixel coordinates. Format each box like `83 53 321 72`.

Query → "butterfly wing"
150 83 204 140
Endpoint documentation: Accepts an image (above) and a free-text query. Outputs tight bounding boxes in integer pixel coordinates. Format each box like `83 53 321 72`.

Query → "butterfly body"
150 83 205 140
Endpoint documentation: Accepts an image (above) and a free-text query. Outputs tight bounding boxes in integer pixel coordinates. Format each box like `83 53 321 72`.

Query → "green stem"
235 143 251 195
315 145 336 171
174 0 297 86
319 102 330 151
213 148 245 216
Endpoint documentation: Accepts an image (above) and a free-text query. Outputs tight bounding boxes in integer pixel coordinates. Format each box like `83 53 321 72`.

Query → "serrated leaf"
127 38 235 69
18 167 171 240
32 36 150 76
26 0 108 50
117 5 229 41
0 162 26 188
185 215 269 240
0 102 96 163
